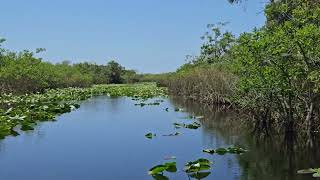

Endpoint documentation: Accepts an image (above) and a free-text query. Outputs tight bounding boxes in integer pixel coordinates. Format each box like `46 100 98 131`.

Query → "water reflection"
170 96 320 180
0 96 318 180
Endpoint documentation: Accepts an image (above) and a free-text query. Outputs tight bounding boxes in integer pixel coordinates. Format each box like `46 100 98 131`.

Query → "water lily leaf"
297 169 315 174
135 103 146 107
164 162 177 172
203 149 215 154
145 133 156 139
148 102 160 106
184 158 212 173
313 172 320 177
185 122 201 129
149 165 168 175
152 174 169 180
227 147 247 154
190 172 211 179
174 108 184 112
215 148 228 155
148 162 177 175
163 132 180 136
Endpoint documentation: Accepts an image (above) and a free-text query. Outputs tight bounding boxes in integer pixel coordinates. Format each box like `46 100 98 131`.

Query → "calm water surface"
0 96 318 180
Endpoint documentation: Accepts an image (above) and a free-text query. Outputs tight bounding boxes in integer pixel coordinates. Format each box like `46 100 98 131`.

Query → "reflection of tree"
169 96 320 180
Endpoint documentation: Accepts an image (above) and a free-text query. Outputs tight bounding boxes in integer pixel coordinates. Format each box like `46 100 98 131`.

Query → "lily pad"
148 162 177 175
149 165 168 175
298 168 320 178
203 149 215 154
145 133 156 139
164 162 177 173
190 172 211 179
184 158 212 173
185 122 201 129
227 147 247 154
215 148 228 155
173 122 201 130
163 132 180 136
152 174 169 180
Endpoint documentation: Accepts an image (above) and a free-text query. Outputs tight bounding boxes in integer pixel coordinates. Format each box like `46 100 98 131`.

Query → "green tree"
106 60 124 84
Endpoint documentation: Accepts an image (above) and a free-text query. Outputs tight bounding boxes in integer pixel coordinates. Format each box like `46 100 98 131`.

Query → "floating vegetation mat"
0 83 167 139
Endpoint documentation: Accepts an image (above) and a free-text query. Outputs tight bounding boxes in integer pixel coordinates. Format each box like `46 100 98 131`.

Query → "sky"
0 0 266 73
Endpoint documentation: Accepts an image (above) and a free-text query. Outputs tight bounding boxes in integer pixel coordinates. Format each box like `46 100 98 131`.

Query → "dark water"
0 96 319 180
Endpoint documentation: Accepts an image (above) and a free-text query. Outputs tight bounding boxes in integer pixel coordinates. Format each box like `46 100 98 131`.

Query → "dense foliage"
0 42 140 94
150 0 320 137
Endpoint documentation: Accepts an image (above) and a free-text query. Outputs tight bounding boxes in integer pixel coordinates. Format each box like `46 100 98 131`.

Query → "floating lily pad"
149 165 168 175
185 122 201 129
184 158 212 173
145 133 156 139
164 162 177 173
227 147 247 154
148 162 177 175
298 168 320 178
173 122 201 130
190 172 211 179
163 132 180 136
174 108 184 112
215 148 228 155
152 174 169 180
203 149 215 154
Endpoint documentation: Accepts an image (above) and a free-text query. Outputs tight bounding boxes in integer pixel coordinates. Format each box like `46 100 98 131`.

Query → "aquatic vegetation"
174 122 201 130
203 146 247 155
185 122 201 129
227 147 247 154
148 162 177 179
189 172 211 179
0 83 167 139
135 103 147 107
184 158 212 173
297 168 320 178
134 102 161 107
202 149 215 154
184 158 212 179
145 133 156 139
163 132 180 136
214 148 228 155
174 108 184 112
151 174 169 180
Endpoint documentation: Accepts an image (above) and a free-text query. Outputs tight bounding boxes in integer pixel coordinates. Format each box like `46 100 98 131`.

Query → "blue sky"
0 0 266 73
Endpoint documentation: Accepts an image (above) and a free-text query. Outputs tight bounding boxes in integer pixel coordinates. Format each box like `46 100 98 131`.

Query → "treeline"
147 0 320 137
0 41 141 94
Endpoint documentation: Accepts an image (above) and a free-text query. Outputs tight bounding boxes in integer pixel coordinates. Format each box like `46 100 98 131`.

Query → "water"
0 96 318 180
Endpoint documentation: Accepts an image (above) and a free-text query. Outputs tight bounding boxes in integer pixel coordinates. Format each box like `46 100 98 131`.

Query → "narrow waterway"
0 96 318 180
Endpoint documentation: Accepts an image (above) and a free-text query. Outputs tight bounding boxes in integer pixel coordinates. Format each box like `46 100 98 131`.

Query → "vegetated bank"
0 41 142 94
0 83 167 139
143 0 320 141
